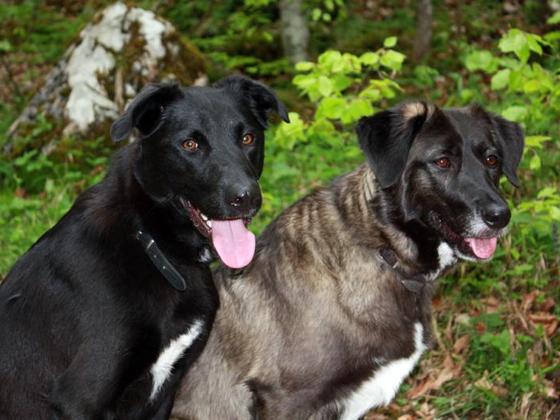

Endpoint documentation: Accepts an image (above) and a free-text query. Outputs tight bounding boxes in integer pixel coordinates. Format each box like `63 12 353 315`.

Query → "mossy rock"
5 1 207 159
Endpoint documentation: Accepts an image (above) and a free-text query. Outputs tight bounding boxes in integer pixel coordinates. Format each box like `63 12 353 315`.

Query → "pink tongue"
465 237 497 259
211 219 256 269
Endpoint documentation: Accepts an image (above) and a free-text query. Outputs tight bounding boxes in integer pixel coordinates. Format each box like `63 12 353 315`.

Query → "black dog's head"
357 102 524 261
111 76 289 268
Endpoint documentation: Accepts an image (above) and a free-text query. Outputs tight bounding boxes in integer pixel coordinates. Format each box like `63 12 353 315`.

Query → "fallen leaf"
452 335 470 354
407 377 432 399
528 312 559 336
539 297 556 313
520 392 532 418
455 313 471 326
15 187 26 198
544 379 558 399
522 290 538 312
529 312 557 323
407 357 459 399
474 376 508 397
482 296 500 313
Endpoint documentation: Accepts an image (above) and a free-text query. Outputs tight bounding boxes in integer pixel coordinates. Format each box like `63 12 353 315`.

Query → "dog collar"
135 230 187 291
378 247 425 293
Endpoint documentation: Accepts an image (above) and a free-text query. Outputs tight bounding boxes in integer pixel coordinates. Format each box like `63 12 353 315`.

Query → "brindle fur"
171 102 523 420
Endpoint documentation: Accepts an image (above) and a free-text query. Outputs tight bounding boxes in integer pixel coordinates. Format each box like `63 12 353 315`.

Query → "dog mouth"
179 198 256 269
430 213 498 260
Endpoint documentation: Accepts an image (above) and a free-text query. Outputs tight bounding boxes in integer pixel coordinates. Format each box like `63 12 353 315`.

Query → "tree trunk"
412 0 433 61
279 0 310 64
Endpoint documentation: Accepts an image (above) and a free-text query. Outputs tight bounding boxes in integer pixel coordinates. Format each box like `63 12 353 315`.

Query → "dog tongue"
465 237 497 259
211 219 256 269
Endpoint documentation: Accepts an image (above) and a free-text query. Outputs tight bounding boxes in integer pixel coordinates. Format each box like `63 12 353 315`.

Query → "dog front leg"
48 340 128 420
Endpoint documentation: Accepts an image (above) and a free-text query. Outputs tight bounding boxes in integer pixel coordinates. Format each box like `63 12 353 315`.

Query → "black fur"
0 76 286 420
358 102 524 269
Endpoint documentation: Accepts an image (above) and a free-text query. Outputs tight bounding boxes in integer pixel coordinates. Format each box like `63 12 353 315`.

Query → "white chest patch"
149 319 204 401
339 323 426 420
197 247 213 264
428 242 457 280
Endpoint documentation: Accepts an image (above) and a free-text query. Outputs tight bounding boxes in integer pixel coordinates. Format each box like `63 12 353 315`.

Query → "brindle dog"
171 102 524 420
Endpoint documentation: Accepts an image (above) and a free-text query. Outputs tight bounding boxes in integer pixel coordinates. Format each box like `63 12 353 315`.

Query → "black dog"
0 76 287 419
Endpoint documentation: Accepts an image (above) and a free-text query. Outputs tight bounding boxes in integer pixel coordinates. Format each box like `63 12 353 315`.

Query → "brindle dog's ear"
357 102 432 188
110 83 183 142
214 76 289 127
489 113 524 187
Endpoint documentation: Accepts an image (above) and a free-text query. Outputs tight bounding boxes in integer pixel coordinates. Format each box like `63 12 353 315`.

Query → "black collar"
135 230 187 291
378 247 426 293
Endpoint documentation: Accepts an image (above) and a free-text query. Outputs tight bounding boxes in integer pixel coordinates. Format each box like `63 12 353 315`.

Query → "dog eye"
434 157 451 169
242 133 255 146
485 154 498 167
182 138 199 152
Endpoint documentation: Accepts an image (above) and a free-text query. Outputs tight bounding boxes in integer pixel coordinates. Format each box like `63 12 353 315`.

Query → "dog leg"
48 339 130 420
150 393 175 420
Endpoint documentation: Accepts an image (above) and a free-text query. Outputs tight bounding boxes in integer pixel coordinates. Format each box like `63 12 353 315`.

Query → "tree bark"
412 0 433 61
279 0 310 64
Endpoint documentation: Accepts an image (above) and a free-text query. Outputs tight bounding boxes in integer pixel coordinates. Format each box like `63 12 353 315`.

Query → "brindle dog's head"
357 102 524 262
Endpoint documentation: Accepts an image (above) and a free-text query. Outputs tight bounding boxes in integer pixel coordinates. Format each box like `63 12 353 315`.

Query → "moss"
5 8 210 161
6 113 65 158
160 31 207 85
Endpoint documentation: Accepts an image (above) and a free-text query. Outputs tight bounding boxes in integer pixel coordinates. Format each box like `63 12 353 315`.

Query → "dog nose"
228 187 261 214
230 191 250 208
482 203 510 229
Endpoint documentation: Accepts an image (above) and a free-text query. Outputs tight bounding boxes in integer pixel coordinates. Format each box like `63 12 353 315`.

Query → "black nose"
482 203 511 229
228 187 261 215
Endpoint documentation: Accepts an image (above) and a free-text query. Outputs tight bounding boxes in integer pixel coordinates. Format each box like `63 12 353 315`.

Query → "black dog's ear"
356 102 433 188
213 76 289 127
110 83 183 142
489 113 524 187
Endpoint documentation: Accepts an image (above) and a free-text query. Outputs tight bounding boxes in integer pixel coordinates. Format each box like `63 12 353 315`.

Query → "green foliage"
292 43 403 122
0 2 558 417
310 0 346 23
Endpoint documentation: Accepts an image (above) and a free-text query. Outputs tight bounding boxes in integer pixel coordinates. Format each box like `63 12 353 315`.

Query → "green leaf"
547 11 560 24
380 50 405 71
360 52 380 67
464 50 496 72
501 106 527 122
537 187 557 198
318 76 333 97
523 79 541 93
480 330 511 356
0 39 12 53
295 61 314 72
343 99 373 124
526 34 543 55
525 135 551 148
383 36 397 48
498 29 540 63
491 69 511 90
529 154 541 171
311 8 322 21
550 207 560 221
316 97 346 119
332 74 353 92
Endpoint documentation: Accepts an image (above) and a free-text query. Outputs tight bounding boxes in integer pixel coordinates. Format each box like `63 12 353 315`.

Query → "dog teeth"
207 220 212 228
201 213 208 221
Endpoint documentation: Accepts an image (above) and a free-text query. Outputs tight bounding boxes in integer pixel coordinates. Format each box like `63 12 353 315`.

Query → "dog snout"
227 184 261 216
481 202 510 229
